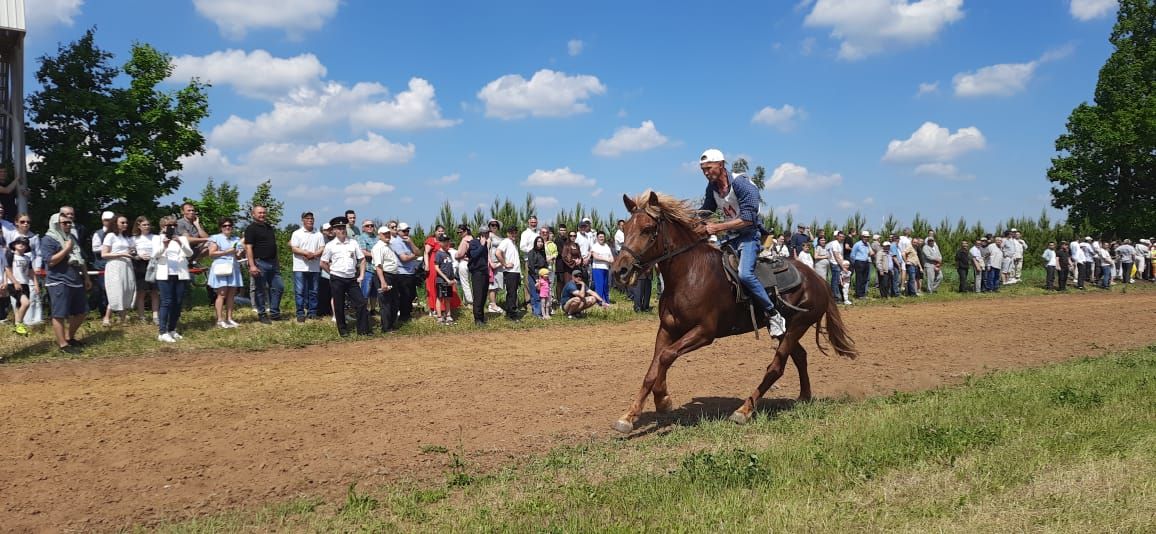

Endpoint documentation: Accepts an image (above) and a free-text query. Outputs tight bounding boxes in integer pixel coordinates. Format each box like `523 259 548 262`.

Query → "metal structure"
0 0 25 215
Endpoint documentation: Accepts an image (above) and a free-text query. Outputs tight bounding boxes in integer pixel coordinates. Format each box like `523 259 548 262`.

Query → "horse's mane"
632 189 702 231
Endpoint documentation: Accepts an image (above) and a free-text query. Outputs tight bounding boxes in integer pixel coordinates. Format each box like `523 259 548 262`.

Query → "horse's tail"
816 289 858 359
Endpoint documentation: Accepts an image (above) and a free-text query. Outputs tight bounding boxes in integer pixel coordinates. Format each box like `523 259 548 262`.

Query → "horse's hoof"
729 410 751 425
655 396 674 413
612 419 634 434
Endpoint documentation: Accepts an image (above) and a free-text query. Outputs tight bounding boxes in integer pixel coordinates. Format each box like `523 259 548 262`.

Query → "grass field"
149 345 1156 533
2 267 1150 363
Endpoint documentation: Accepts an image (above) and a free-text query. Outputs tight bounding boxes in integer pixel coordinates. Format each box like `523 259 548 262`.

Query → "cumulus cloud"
344 181 396 196
592 121 670 157
427 173 460 186
1070 0 1116 21
916 81 939 96
767 163 843 191
246 133 415 168
25 0 83 29
883 122 985 162
534 196 560 209
522 168 596 187
209 78 457 146
803 0 964 60
568 39 584 56
952 46 1073 97
478 69 607 119
591 188 604 197
751 104 805 131
287 184 339 198
193 0 340 39
915 162 974 180
170 49 327 100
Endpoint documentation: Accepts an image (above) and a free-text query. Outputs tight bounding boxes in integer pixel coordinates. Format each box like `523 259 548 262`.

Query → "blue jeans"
1101 265 1112 288
829 262 843 301
736 237 775 312
905 264 918 295
528 272 542 316
156 276 187 334
360 270 378 299
253 259 284 318
293 271 319 318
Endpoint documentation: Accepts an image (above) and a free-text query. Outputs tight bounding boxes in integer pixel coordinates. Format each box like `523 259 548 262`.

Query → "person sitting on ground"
561 269 606 318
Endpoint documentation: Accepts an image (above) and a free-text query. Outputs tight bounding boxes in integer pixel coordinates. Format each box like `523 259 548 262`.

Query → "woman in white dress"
100 214 136 326
813 236 831 281
132 216 160 324
207 217 244 328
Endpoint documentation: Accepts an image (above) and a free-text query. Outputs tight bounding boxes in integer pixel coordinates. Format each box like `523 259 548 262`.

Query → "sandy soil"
2 291 1153 531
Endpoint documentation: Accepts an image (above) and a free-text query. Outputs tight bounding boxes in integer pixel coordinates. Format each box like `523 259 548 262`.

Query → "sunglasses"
221 224 234 228
18 220 29 224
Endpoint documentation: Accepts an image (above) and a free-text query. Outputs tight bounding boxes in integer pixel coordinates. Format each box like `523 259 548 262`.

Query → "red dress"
425 236 461 311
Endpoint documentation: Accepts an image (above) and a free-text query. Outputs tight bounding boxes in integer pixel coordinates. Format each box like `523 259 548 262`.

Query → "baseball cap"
699 148 725 163
377 225 390 235
580 217 592 226
1010 228 1018 232
860 230 870 237
572 269 585 278
1084 236 1092 241
882 242 891 247
322 223 331 231
398 222 411 231
101 211 114 220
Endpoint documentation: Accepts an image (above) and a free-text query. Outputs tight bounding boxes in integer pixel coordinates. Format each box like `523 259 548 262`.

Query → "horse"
610 190 858 434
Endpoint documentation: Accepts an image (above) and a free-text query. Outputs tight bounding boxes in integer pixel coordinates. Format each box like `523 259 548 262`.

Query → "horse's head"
613 190 704 287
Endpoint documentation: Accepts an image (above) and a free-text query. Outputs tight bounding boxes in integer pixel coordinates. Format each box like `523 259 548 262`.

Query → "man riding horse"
697 148 786 337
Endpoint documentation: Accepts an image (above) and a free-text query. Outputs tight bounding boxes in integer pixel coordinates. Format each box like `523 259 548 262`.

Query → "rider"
698 148 786 337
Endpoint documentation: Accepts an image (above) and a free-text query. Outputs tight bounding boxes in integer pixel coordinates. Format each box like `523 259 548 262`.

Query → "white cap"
699 148 725 164
1084 236 1092 241
322 223 331 231
398 222 411 231
101 211 114 220
377 225 390 235
860 230 870 237
1009 228 1018 232
581 217 592 224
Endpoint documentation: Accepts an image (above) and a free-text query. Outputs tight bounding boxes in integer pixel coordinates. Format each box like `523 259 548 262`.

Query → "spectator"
41 212 91 353
590 230 614 304
789 224 809 257
132 217 159 324
922 237 942 293
850 230 872 299
423 225 458 318
177 202 210 259
986 237 1004 292
519 216 539 257
536 267 552 318
5 236 36 335
244 205 284 324
345 210 360 237
207 217 244 329
390 222 420 323
1001 231 1016 284
497 226 522 320
289 212 324 322
372 225 400 333
1116 239 1136 285
526 236 548 318
1012 229 1027 282
954 240 971 293
970 239 986 293
632 265 655 312
1097 244 1113 289
485 219 505 313
433 235 457 325
576 218 595 278
89 211 114 317
900 237 921 296
798 242 815 269
613 220 626 258
1069 237 1087 289
317 223 335 317
838 260 852 305
561 270 606 318
813 236 830 282
321 219 370 337
8 212 42 326
152 215 194 343
1079 237 1095 289
1042 241 1058 290
1057 242 1072 291
359 220 382 316
100 214 136 326
826 232 846 302
554 224 573 306
454 224 490 326
875 242 895 298
1135 239 1149 282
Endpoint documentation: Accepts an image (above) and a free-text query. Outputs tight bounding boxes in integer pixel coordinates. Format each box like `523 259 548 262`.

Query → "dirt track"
2 291 1154 531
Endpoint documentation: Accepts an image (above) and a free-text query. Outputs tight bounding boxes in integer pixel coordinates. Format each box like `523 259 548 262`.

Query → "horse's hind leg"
790 345 812 402
730 333 796 425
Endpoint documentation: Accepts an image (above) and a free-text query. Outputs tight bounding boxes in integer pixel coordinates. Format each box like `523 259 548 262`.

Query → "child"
536 267 552 319
434 235 457 325
6 237 37 335
839 260 852 305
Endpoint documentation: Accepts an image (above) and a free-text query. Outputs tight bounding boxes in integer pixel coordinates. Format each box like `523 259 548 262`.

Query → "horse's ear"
623 194 637 213
647 191 659 207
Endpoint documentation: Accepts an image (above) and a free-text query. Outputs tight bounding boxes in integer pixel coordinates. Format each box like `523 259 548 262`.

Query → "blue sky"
24 0 1122 229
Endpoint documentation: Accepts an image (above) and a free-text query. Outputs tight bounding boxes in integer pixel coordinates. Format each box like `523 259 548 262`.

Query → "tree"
240 179 285 227
1047 0 1156 238
26 29 210 232
731 157 767 203
187 177 240 234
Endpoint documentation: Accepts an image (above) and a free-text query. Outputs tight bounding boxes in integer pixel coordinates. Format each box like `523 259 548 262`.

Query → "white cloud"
427 173 460 186
591 188 604 197
522 167 596 187
477 69 607 119
803 0 964 60
952 46 1073 98
568 39 584 56
170 49 327 100
343 196 372 207
767 163 844 191
534 196 560 209
914 162 974 180
801 37 817 56
916 81 939 96
344 181 396 196
864 196 875 206
775 204 802 216
287 184 339 198
883 122 985 162
1070 0 1116 21
592 121 670 157
25 0 83 29
193 0 340 39
247 133 415 168
751 104 805 131
210 78 456 146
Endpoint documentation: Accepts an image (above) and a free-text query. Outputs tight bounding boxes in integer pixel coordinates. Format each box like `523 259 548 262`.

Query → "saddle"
720 246 804 306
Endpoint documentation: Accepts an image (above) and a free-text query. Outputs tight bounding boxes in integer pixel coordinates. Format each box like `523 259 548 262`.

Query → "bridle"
618 209 709 276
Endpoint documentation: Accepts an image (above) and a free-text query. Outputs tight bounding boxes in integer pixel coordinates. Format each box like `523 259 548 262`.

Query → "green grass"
148 346 1156 533
5 267 1149 363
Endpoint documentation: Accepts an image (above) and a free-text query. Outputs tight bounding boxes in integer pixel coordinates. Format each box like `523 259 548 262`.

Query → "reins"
619 211 709 275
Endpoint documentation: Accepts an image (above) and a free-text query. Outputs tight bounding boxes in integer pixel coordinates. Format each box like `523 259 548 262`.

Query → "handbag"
213 260 235 277
145 257 158 283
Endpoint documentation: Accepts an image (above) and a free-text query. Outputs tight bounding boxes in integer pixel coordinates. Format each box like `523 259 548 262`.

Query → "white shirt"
321 237 363 279
591 242 613 270
576 232 593 259
497 237 520 272
799 250 814 269
151 235 193 280
0 219 17 245
712 184 741 222
102 233 132 257
372 240 399 274
134 234 155 260
519 227 538 255
290 228 325 272
825 240 844 264
1070 241 1085 263
613 229 625 253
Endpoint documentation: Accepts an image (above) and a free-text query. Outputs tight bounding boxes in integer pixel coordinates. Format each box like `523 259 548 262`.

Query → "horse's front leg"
613 326 711 434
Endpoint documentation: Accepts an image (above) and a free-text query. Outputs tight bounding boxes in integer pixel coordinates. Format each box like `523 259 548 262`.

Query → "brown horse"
610 190 858 434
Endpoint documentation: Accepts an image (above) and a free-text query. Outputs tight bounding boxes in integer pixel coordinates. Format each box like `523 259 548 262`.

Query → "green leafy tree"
26 29 209 231
1047 0 1156 238
186 177 240 234
240 179 284 227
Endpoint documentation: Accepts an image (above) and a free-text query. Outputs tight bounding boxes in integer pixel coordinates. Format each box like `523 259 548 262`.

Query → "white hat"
580 217 592 224
1084 236 1092 241
101 211 114 220
699 148 725 163
860 230 870 237
398 222 411 231
1010 228 1018 232
377 225 390 235
322 223 331 231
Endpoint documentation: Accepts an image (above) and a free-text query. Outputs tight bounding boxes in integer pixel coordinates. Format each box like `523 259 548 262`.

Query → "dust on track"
2 291 1153 531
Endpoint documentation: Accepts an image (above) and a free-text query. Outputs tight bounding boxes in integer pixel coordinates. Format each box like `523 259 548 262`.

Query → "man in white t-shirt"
289 212 325 322
320 219 368 337
613 219 625 257
518 216 538 258
496 226 522 320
